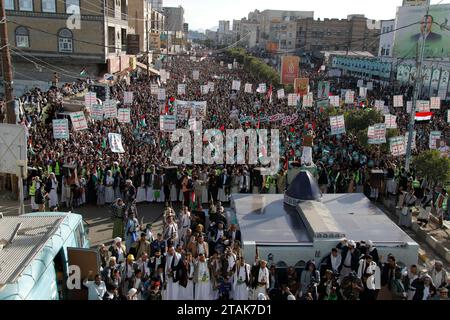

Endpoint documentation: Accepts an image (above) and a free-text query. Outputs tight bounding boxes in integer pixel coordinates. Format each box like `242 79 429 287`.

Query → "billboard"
393 4 450 59
126 34 140 55
402 0 428 6
294 78 309 96
280 56 300 85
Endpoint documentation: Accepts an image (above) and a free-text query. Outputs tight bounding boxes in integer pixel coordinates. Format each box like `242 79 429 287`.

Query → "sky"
163 0 450 31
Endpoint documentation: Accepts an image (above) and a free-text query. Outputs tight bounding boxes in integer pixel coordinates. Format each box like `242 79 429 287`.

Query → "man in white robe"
164 246 182 300
252 260 270 300
179 252 195 300
47 173 59 208
194 253 211 300
233 256 250 300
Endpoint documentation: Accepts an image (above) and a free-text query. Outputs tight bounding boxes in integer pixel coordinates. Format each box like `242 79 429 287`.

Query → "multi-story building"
269 19 297 51
5 0 134 83
150 0 163 12
218 20 230 34
163 6 184 32
296 15 380 55
378 19 395 57
259 9 314 39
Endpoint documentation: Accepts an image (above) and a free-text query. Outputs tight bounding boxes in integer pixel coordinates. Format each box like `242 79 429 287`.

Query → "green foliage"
344 108 383 134
226 48 280 86
412 150 450 186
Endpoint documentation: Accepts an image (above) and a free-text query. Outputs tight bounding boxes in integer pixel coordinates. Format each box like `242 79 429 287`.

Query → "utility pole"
405 1 430 172
0 0 15 124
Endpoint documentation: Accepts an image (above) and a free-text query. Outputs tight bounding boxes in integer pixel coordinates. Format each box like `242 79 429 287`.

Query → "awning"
136 62 160 76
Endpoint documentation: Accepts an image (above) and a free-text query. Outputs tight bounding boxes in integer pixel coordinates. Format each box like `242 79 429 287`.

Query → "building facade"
5 0 133 82
378 19 395 57
296 15 380 54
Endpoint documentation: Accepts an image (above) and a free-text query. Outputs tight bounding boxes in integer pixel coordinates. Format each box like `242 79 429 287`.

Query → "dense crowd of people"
2 49 449 300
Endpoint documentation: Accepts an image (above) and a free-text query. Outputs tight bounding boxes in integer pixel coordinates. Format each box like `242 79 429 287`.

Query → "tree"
412 150 450 187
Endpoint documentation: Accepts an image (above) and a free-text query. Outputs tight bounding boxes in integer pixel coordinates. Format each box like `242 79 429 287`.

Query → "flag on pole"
266 85 273 104
415 112 433 121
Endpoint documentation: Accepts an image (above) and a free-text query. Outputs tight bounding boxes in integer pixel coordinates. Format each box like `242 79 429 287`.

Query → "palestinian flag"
415 112 433 121
79 67 87 77
266 85 273 104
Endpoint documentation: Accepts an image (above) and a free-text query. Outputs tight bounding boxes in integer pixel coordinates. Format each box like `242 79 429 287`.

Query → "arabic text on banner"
52 119 69 140
108 133 125 153
124 91 133 105
390 136 406 157
90 104 104 121
84 92 97 107
330 115 346 135
160 115 177 132
429 131 441 150
393 95 403 108
385 114 397 129
118 108 131 123
70 111 88 131
103 100 117 119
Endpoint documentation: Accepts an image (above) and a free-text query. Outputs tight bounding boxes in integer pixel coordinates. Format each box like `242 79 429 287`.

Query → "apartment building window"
19 0 33 11
5 0 14 10
58 28 73 53
66 0 80 13
15 27 30 48
42 0 56 13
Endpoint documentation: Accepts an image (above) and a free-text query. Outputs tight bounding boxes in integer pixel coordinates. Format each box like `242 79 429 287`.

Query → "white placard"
151 84 159 95
385 114 397 129
0 124 27 175
277 89 285 99
404 131 417 150
359 87 367 98
393 95 403 108
329 95 340 107
244 83 252 93
160 115 177 132
90 104 103 121
118 108 131 123
108 133 125 153
177 84 186 95
124 91 133 105
417 100 430 112
158 88 166 101
368 124 386 144
367 82 373 90
52 119 69 140
103 100 117 119
430 97 441 110
429 131 441 149
256 83 267 94
374 100 384 111
188 118 197 131
406 101 412 113
330 115 346 135
228 64 232 70
390 136 406 157
208 81 215 92
193 70 200 80
288 94 298 106
70 111 88 131
232 80 241 91
345 90 354 104
84 92 97 107
303 93 314 107
201 85 209 95
357 79 364 87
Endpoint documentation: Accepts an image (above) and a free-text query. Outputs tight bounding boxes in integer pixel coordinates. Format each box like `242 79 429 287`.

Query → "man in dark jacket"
337 240 360 280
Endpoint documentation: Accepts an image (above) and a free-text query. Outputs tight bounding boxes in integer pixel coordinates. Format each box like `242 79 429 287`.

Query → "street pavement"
1 192 448 270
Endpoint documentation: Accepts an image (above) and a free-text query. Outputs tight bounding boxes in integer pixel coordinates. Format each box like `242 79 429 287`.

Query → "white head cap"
287 294 296 300
348 240 356 247
257 293 267 300
114 237 122 243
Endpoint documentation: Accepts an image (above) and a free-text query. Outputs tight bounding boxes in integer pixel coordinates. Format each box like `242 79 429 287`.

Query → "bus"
0 212 99 300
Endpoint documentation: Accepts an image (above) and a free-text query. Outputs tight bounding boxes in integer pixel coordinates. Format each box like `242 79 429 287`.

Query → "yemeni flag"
79 67 87 77
415 112 433 121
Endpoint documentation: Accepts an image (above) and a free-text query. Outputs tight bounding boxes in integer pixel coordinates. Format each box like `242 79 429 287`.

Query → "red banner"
280 56 300 85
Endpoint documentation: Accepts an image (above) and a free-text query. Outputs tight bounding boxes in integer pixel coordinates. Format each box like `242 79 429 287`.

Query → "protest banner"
367 82 373 90
330 115 346 135
393 95 403 108
280 56 300 84
390 136 406 157
118 108 131 123
277 89 285 99
108 133 125 153
303 93 314 107
329 95 340 107
294 78 309 96
368 124 386 144
417 100 430 112
178 84 186 95
429 131 441 149
70 111 88 131
385 114 397 129
176 100 207 120
103 100 117 119
189 118 197 131
227 64 232 70
151 84 159 95
359 87 367 98
124 91 133 105
244 83 252 93
201 85 209 95
158 88 166 101
317 81 330 99
281 114 299 126
430 97 441 110
404 131 417 150
287 94 298 106
357 79 364 88
90 104 103 121
160 115 177 132
256 83 267 94
316 99 330 110
232 80 241 91
448 110 450 123
374 100 384 111
193 70 200 80
52 119 69 140
406 101 412 113
345 90 355 104
208 81 215 92
84 92 97 107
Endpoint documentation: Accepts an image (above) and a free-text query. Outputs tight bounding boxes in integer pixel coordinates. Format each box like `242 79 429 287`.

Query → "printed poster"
52 119 69 140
